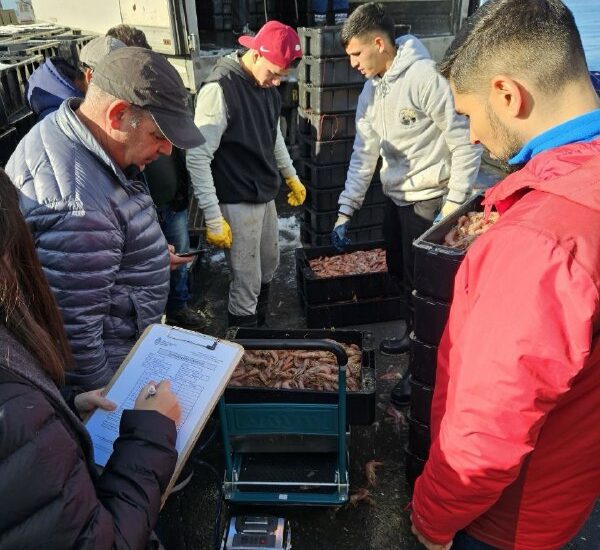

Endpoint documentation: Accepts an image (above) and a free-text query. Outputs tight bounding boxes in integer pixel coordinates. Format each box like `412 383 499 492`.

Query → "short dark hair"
340 2 395 48
106 24 151 49
439 0 588 94
50 56 84 84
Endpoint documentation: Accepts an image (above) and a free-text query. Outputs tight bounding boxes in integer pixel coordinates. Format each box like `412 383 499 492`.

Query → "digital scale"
221 516 291 550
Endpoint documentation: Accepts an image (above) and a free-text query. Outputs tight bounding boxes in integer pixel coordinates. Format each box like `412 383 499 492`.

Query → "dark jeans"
453 531 499 550
383 196 442 302
233 0 249 31
157 205 190 313
312 0 349 13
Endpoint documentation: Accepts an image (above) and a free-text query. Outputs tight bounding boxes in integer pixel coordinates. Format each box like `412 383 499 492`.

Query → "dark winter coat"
25 56 84 120
0 323 177 549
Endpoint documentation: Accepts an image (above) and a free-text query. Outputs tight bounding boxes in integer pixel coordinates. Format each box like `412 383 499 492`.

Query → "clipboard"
85 323 244 503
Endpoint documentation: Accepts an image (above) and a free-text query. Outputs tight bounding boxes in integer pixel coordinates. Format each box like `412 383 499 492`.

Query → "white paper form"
86 324 242 467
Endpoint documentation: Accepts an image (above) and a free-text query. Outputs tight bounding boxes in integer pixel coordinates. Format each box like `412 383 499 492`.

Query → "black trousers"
383 196 442 322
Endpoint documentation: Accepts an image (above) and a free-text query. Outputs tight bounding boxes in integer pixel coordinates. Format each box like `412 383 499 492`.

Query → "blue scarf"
509 108 600 165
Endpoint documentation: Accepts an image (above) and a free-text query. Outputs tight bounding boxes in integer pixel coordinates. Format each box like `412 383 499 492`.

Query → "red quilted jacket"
411 139 600 549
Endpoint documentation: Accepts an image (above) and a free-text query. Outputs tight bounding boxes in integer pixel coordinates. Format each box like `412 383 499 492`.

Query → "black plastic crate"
250 0 276 11
0 126 17 167
224 327 376 425
301 222 384 247
299 56 364 86
298 108 355 141
409 376 433 425
295 241 400 305
303 202 385 233
298 26 346 58
296 157 380 189
296 158 347 189
413 193 484 301
412 290 450 346
298 134 353 165
305 180 384 211
0 39 60 60
53 33 95 67
407 414 431 459
205 14 233 30
197 0 232 14
248 12 269 29
409 332 437 387
404 444 425 490
11 108 36 140
299 290 409 328
278 79 299 109
0 54 43 126
299 82 362 114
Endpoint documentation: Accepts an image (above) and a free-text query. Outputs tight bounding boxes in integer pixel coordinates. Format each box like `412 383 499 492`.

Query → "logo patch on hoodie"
399 108 418 126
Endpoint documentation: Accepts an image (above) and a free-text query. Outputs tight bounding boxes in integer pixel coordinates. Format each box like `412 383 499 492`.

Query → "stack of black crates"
296 25 385 247
0 30 94 165
198 0 309 32
405 193 483 488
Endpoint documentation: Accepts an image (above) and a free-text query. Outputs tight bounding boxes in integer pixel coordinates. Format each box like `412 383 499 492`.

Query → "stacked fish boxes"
0 29 94 165
404 193 483 488
296 26 385 247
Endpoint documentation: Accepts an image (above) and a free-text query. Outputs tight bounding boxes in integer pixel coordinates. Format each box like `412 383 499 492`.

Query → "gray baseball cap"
79 36 125 70
92 46 204 149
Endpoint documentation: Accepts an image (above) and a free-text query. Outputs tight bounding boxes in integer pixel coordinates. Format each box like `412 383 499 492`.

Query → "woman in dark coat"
0 169 181 549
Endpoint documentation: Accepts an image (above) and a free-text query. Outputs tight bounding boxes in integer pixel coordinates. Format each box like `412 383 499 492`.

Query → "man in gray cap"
7 47 204 390
78 35 125 91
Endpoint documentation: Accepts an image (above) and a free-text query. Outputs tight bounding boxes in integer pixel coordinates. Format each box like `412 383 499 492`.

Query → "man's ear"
106 100 131 131
489 75 525 118
374 35 386 53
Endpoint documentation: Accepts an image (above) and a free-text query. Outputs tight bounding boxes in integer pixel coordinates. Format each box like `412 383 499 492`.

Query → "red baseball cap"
238 20 302 69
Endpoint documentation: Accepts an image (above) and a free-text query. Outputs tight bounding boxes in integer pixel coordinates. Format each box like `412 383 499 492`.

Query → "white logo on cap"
295 44 301 51
260 45 271 53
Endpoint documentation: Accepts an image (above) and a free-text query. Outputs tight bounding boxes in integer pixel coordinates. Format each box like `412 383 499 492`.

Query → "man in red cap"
187 21 306 327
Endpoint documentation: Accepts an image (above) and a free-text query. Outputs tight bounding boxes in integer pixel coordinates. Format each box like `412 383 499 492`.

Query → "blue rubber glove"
331 213 351 251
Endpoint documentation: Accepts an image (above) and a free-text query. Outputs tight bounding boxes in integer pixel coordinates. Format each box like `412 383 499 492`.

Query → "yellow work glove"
205 216 232 248
435 199 462 223
285 176 306 206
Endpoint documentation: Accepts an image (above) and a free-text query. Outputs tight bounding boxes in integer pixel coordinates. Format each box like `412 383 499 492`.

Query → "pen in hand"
145 384 157 400
134 380 181 423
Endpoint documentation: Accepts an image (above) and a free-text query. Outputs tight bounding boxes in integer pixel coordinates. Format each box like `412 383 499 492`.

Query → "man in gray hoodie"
332 3 481 405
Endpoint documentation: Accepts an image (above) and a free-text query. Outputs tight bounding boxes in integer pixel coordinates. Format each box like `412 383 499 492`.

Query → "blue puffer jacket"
6 99 170 390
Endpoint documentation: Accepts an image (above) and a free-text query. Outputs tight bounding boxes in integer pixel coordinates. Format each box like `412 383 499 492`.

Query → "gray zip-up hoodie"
338 35 482 216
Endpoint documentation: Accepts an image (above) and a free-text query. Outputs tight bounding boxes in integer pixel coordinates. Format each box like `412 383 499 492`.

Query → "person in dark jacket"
106 25 206 330
6 48 203 390
25 56 85 120
26 36 125 122
0 169 181 549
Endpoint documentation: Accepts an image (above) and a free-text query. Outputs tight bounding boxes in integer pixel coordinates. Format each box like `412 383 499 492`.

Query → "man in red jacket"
410 1 600 549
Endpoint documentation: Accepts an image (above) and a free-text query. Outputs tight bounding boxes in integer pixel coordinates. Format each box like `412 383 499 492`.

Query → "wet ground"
159 168 599 550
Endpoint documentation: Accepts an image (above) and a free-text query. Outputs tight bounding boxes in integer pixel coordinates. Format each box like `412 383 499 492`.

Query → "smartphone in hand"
175 248 208 257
